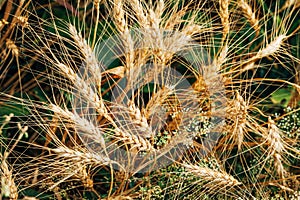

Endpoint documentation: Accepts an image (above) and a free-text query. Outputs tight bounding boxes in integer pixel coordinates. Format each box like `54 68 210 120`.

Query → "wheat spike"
73 162 94 189
183 163 241 187
255 35 286 59
239 0 260 36
68 24 102 84
1 152 18 200
266 117 286 180
51 146 111 165
48 103 107 150
219 0 230 41
114 127 154 152
227 91 248 150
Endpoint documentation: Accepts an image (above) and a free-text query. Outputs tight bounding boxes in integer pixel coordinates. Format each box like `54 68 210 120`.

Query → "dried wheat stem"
238 0 259 36
183 164 241 187
219 0 230 42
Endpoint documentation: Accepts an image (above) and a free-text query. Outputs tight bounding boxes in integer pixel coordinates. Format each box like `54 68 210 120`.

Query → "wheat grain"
114 127 154 152
0 19 8 29
6 39 19 57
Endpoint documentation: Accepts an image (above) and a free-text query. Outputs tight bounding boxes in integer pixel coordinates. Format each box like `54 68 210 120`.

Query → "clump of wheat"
0 0 299 199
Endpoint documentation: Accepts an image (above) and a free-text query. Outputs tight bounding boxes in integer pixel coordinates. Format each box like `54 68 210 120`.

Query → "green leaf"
270 87 294 107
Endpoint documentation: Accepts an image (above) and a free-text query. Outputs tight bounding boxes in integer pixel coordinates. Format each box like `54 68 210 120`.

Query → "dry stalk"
238 0 259 36
183 163 241 187
22 197 39 200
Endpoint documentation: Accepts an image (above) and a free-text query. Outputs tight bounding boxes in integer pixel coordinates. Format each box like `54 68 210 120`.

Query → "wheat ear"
238 0 260 36
48 103 107 150
1 152 18 200
219 0 230 42
266 117 286 179
183 163 241 187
